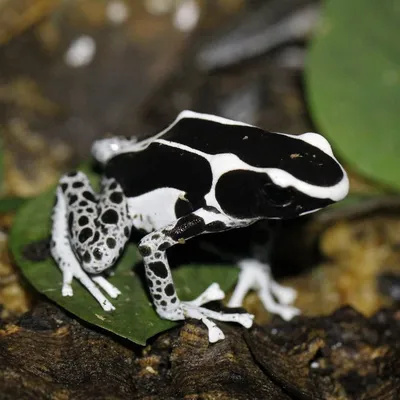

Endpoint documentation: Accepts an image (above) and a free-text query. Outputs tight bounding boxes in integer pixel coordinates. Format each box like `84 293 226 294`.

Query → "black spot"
160 300 167 307
149 262 168 279
166 214 205 241
124 227 130 238
68 213 74 231
139 245 151 257
156 287 162 292
109 181 118 190
147 278 153 287
78 216 89 226
61 183 68 192
93 248 103 260
155 252 161 259
206 221 227 232
67 171 78 177
106 238 116 249
156 280 161 285
78 228 93 243
171 297 177 304
152 234 160 240
174 197 193 218
82 251 91 263
83 191 96 203
164 283 174 296
104 144 212 212
72 181 84 189
110 192 123 204
79 200 88 207
90 231 100 244
154 294 161 300
216 170 333 219
87 208 94 213
158 242 171 251
101 209 119 224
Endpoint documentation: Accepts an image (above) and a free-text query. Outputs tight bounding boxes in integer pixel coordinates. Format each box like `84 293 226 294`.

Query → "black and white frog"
50 110 349 342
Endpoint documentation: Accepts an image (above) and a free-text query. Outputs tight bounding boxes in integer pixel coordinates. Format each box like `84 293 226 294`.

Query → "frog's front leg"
138 207 254 343
228 259 300 321
51 171 132 310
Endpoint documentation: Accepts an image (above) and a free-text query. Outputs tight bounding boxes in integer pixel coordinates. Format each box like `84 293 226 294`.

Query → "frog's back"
103 110 347 229
104 140 212 228
160 111 344 188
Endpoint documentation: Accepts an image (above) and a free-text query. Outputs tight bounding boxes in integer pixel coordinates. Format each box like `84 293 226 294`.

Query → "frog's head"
261 132 349 218
215 131 349 220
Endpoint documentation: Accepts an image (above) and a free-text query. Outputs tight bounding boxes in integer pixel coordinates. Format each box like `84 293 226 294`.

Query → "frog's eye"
262 183 294 207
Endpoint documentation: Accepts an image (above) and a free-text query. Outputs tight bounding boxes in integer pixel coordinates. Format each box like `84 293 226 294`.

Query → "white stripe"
157 139 349 202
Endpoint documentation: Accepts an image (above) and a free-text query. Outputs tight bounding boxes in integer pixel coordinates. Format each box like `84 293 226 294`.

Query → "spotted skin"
56 172 132 274
50 110 349 343
50 171 132 309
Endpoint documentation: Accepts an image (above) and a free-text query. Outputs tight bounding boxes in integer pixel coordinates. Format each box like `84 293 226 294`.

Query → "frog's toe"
203 319 225 343
101 299 116 312
237 312 254 328
271 283 297 305
186 283 225 307
62 285 73 297
278 305 301 321
181 302 254 342
92 276 121 299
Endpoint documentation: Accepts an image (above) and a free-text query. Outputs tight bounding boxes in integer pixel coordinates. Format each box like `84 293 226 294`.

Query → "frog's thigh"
51 176 117 311
57 173 132 275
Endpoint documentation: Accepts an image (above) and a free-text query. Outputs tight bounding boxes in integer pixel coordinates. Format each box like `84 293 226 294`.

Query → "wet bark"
1 302 399 399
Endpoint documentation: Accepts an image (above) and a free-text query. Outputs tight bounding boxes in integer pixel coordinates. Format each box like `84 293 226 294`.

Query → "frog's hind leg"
227 259 300 321
50 171 132 310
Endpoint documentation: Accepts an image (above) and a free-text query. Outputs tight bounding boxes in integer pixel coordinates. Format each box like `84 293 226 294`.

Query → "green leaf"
306 0 400 190
10 178 239 345
0 196 28 213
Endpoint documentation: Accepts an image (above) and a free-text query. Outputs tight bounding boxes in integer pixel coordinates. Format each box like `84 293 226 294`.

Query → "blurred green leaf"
0 196 28 213
306 0 400 189
10 172 239 345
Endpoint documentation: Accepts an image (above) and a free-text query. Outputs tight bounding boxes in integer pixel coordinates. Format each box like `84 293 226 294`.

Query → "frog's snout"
91 137 133 165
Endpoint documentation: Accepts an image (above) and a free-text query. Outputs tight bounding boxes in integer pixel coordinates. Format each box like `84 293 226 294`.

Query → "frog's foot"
58 261 118 311
91 276 121 299
228 259 300 321
158 283 254 343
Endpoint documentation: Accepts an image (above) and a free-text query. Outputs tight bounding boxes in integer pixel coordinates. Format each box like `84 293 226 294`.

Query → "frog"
50 110 349 342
